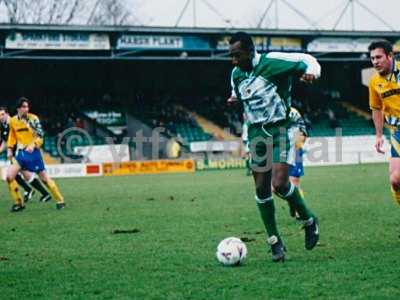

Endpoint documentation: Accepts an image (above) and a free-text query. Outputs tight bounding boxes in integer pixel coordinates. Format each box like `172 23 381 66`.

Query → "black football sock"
15 173 32 193
31 178 50 197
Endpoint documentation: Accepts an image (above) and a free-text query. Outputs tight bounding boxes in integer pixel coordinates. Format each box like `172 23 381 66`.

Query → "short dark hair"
229 31 254 52
16 97 30 109
0 106 7 113
368 40 393 55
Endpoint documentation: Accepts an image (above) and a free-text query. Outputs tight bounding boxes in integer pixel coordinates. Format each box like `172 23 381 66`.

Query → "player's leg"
38 171 64 209
274 163 311 218
389 157 400 205
253 170 279 237
25 149 64 209
289 161 305 219
272 162 319 250
286 162 301 218
6 163 24 212
288 175 301 219
271 124 319 250
21 170 51 202
253 169 285 262
289 156 305 195
32 176 52 202
15 172 35 202
289 175 303 219
289 176 301 187
272 172 299 219
249 123 284 262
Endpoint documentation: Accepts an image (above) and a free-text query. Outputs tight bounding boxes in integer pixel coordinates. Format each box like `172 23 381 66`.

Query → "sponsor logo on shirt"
381 88 400 99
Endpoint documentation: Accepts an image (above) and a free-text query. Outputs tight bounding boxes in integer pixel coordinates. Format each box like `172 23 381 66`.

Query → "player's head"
0 106 8 123
16 97 30 117
229 32 255 72
368 40 394 75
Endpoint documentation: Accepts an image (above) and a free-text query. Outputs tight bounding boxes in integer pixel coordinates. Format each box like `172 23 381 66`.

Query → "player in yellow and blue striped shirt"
0 106 52 204
369 40 400 207
6 97 65 212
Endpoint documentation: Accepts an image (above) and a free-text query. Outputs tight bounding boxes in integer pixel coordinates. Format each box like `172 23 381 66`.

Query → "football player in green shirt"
228 32 320 262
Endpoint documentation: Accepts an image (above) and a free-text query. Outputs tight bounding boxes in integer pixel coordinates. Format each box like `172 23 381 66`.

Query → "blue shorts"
15 149 45 173
391 128 400 157
289 161 304 178
289 148 304 178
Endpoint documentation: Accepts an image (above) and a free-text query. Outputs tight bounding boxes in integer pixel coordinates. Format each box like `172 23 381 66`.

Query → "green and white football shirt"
230 52 320 125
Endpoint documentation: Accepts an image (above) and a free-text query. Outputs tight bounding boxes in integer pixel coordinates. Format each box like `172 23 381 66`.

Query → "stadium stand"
127 96 213 144
309 102 376 137
0 97 114 161
0 89 383 164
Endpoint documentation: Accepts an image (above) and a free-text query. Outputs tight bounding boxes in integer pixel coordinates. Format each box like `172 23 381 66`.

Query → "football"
216 237 247 266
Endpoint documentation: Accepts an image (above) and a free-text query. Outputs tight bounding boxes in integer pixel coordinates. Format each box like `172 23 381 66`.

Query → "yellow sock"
45 179 64 204
8 180 24 206
391 186 400 205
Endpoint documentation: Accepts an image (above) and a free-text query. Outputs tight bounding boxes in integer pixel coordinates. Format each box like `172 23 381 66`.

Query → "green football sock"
256 196 280 239
284 184 314 221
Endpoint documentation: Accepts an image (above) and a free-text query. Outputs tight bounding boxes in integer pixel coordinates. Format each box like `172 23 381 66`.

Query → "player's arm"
7 119 16 159
372 110 384 153
0 129 5 153
266 52 321 82
369 80 384 153
0 140 5 153
227 69 240 104
28 115 44 150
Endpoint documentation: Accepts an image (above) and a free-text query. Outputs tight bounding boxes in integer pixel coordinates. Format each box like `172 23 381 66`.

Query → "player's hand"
227 97 238 105
25 145 34 153
7 148 13 160
300 74 316 83
375 136 385 154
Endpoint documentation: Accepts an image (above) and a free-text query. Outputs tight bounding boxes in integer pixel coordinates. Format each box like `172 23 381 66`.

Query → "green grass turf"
0 164 399 300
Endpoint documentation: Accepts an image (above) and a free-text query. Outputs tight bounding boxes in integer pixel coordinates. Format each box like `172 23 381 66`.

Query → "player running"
6 97 65 211
227 32 320 262
369 40 400 206
286 107 308 218
0 106 52 207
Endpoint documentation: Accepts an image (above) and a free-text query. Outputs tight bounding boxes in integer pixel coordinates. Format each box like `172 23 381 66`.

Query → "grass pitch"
0 164 399 299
